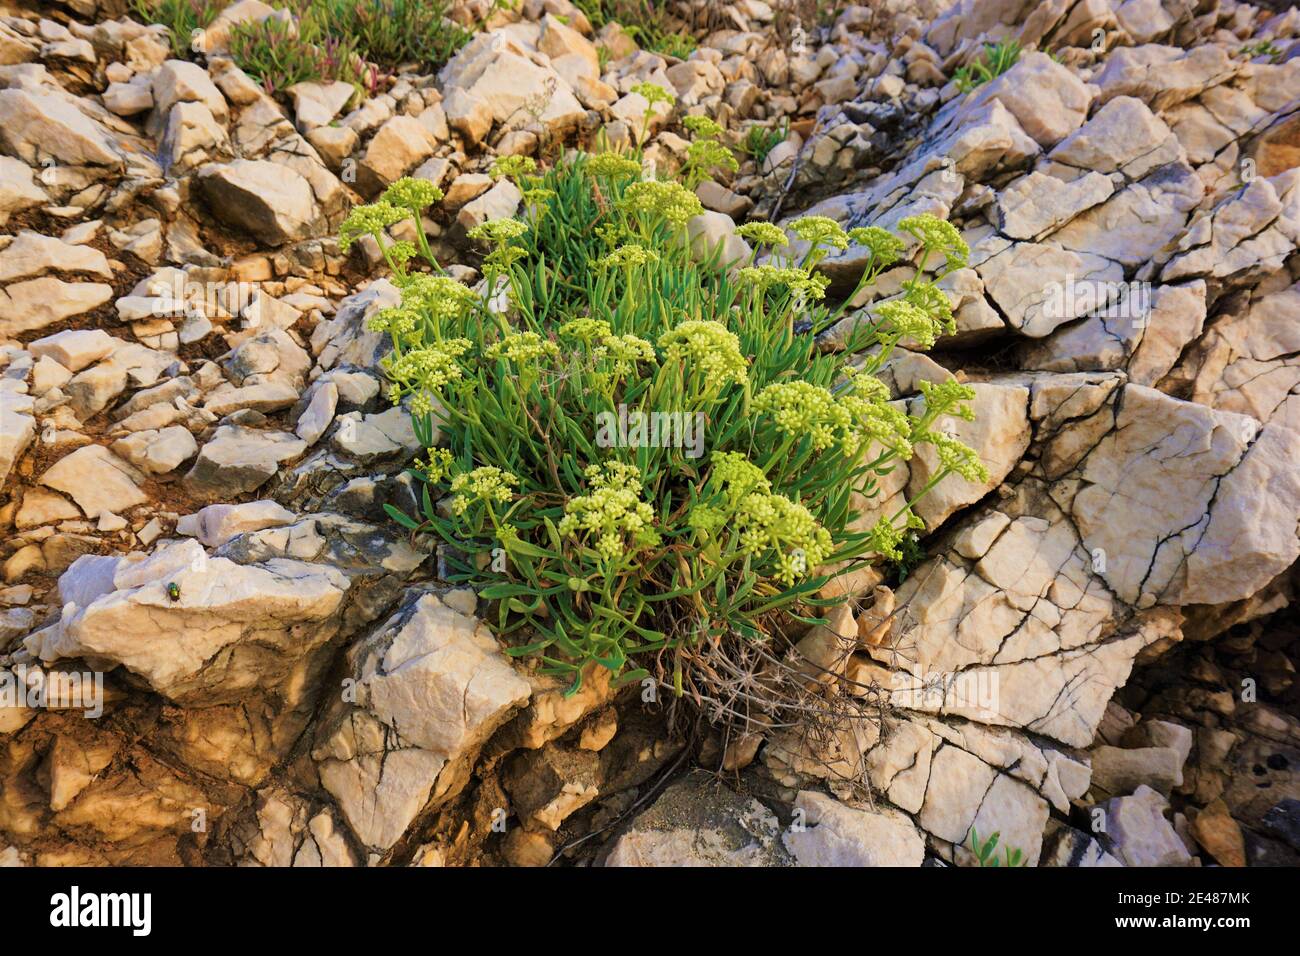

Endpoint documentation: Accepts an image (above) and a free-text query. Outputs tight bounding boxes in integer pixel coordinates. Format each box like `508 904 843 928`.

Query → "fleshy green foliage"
133 0 489 99
1237 40 1283 62
311 0 477 74
739 120 789 167
575 0 698 59
228 14 370 98
952 39 1022 92
130 0 221 57
347 156 983 695
970 829 1028 867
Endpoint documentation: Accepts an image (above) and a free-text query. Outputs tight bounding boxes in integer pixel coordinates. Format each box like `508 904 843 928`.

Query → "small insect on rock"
167 582 181 601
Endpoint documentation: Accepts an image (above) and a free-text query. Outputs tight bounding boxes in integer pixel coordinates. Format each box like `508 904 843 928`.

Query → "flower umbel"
485 330 559 363
382 177 443 211
735 221 789 249
899 213 969 268
657 320 748 387
451 466 519 515
339 202 406 252
559 462 660 564
618 179 704 227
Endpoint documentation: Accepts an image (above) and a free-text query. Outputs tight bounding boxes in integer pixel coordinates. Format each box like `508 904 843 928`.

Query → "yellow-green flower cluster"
396 274 479 328
382 338 471 404
618 179 703 226
839 391 913 458
849 226 905 268
913 428 989 483
450 466 519 515
918 378 978 422
936 432 988 482
382 177 443 210
682 115 724 139
841 366 911 457
594 333 656 377
521 185 556 208
789 215 849 251
468 218 529 245
558 317 613 343
735 221 789 248
690 452 771 539
421 447 456 484
733 491 832 585
865 515 907 562
657 320 748 386
598 244 659 269
632 81 675 108
587 152 642 179
491 155 537 180
339 202 407 252
558 462 660 562
386 240 418 269
841 365 891 403
366 305 420 337
899 213 969 268
737 264 829 300
904 280 956 335
875 299 944 349
710 451 771 498
485 330 559 363
754 380 854 451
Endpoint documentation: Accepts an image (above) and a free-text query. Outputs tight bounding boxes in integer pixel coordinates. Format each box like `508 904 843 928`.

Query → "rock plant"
343 129 986 695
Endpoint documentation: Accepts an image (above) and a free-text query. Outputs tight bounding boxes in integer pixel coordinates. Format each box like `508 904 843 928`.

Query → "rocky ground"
1 0 1299 867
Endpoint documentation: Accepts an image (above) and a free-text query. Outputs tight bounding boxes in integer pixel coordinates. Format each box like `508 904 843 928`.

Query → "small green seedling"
969 828 1027 867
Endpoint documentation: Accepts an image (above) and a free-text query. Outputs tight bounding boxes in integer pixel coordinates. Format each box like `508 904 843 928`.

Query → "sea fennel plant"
345 149 984 696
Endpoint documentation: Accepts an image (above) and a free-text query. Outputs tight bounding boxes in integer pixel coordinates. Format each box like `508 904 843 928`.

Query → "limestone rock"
1090 745 1184 797
0 89 122 169
971 52 1095 148
1097 784 1194 866
1065 385 1300 607
31 539 350 705
357 115 438 196
977 242 1123 338
0 382 35 491
1048 96 1183 180
152 59 229 125
184 425 307 500
197 160 322 245
313 591 531 854
175 500 298 548
686 211 751 267
606 772 790 866
1189 798 1245 867
111 425 199 475
0 278 114 337
997 171 1114 241
27 329 117 372
40 444 146 519
783 791 925 866
0 231 111 282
